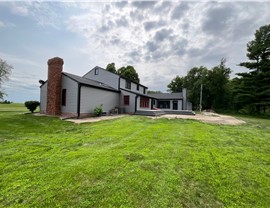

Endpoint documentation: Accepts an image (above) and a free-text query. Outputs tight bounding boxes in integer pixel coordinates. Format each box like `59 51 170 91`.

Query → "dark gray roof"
150 92 183 100
87 66 148 89
120 88 155 98
63 72 119 93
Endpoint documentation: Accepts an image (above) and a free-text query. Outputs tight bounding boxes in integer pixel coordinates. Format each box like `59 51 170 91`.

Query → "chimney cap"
47 57 64 66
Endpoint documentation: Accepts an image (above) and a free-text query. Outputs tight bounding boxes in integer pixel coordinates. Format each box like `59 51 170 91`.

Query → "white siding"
40 82 47 113
83 68 119 90
119 91 136 113
119 78 146 94
61 75 78 114
80 86 119 114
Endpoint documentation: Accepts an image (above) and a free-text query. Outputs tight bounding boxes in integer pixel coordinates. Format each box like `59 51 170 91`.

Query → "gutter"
77 83 81 118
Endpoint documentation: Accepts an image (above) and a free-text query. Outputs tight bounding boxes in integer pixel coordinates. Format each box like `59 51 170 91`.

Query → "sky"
0 1 270 103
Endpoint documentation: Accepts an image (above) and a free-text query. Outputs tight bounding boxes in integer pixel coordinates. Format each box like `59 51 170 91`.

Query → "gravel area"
66 112 245 125
153 112 246 125
66 115 126 124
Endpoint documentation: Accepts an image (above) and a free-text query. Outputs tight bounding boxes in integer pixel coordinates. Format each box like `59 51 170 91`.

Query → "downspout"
77 83 81 118
135 95 138 113
118 76 121 90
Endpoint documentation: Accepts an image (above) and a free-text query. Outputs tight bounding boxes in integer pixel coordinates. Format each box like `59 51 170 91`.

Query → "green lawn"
1 104 270 207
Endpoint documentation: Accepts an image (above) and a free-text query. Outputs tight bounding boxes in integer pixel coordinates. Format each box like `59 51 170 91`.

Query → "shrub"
93 105 103 116
24 101 40 113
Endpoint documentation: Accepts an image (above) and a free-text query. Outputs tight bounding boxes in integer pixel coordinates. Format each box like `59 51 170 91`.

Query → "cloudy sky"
0 1 269 102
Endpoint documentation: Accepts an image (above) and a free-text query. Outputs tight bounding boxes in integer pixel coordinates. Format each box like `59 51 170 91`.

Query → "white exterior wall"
80 86 119 114
120 91 137 113
61 75 78 114
119 78 146 94
40 82 47 113
83 68 119 90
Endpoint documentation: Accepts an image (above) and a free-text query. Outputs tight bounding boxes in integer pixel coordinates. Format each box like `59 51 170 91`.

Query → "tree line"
167 24 270 115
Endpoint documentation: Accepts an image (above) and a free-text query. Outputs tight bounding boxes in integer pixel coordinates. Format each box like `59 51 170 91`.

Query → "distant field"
1 104 270 207
0 103 26 112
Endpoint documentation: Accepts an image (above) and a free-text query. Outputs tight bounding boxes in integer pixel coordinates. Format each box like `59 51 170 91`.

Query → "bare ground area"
66 115 126 124
153 112 246 125
66 112 245 125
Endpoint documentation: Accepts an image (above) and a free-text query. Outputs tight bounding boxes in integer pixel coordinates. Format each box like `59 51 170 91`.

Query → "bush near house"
24 101 40 113
93 105 103 116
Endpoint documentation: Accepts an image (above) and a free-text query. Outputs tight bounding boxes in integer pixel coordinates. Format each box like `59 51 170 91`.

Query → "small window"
95 68 99 75
143 88 146 94
125 80 131 89
62 89 66 106
124 95 130 105
137 84 139 91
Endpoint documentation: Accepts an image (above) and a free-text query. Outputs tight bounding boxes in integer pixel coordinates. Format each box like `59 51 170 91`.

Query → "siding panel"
61 75 78 114
80 86 119 114
84 68 119 90
40 83 47 113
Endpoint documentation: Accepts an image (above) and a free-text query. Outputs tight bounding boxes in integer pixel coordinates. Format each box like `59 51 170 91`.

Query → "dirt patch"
66 115 126 124
64 112 245 125
154 112 246 125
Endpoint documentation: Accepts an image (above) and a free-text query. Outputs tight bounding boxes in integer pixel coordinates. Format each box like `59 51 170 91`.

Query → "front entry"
173 101 178 110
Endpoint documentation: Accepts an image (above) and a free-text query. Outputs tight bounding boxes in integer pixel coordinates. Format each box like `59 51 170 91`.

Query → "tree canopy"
106 63 117 73
0 58 13 100
235 24 270 114
167 60 231 110
117 65 140 83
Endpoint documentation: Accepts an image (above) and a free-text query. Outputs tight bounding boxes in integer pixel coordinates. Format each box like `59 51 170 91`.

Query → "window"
125 80 131 89
157 101 170 109
124 95 130 105
95 68 99 75
140 97 149 108
62 89 66 106
143 88 146 94
137 84 139 91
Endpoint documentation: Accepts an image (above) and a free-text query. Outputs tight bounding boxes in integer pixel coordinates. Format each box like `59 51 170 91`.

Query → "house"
40 57 193 117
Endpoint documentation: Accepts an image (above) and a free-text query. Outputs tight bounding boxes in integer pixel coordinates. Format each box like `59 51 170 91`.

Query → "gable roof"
150 92 183 100
63 72 120 93
85 66 148 89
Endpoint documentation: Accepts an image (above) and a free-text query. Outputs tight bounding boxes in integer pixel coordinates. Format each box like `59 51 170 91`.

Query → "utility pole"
200 84 203 112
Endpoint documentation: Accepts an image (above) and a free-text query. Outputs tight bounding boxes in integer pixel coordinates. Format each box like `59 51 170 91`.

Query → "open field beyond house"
1 104 270 207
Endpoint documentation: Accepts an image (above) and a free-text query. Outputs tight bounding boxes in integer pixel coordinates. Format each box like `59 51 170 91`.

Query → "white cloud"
1 1 270 102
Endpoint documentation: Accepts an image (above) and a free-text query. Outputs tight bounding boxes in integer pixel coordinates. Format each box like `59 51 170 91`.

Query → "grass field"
1 104 270 207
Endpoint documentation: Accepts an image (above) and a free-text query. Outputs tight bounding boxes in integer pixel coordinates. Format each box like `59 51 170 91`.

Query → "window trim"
140 97 149 108
124 95 130 106
125 80 131 89
62 89 66 106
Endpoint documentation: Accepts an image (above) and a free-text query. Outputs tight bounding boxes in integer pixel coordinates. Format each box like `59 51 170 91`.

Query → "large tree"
184 66 208 110
117 65 140 83
167 60 231 110
237 24 270 114
167 75 184 92
0 58 13 100
205 58 231 109
106 63 117 73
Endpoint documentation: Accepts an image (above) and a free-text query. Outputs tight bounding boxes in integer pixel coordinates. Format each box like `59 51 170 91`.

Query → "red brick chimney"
46 57 64 115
